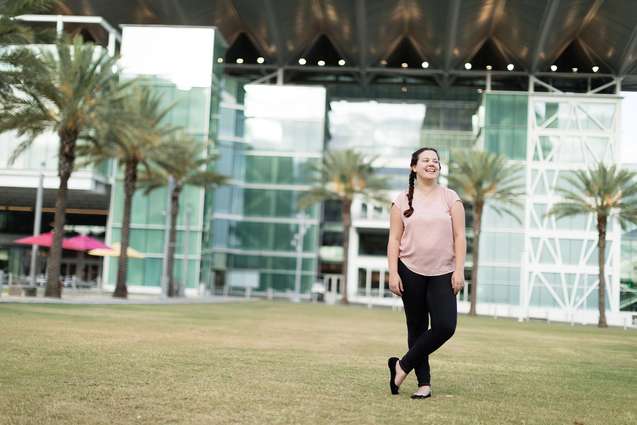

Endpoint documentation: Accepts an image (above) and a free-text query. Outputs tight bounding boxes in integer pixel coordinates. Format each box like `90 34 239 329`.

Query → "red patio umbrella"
15 231 57 248
63 235 110 251
14 232 109 251
14 233 110 283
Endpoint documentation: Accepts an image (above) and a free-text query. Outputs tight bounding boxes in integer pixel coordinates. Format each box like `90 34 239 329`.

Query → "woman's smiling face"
412 149 440 181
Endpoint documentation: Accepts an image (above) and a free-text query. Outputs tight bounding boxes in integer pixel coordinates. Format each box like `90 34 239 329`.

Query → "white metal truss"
530 75 622 96
521 94 623 320
15 15 121 55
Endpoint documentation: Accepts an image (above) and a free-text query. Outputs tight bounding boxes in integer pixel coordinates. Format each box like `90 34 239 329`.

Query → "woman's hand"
451 270 464 296
388 272 403 296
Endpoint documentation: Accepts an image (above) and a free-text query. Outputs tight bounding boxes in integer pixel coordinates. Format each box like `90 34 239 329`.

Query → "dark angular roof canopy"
56 0 637 90
226 33 263 65
298 34 344 67
385 37 424 69
466 39 510 72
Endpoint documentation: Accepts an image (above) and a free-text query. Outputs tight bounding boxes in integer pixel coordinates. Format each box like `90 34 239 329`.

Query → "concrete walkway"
0 290 251 305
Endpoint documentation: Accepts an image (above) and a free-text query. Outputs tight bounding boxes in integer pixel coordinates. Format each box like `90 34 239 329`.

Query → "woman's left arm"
451 201 466 270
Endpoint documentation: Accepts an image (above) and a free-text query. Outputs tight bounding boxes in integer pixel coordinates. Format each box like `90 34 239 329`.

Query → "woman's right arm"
387 203 404 296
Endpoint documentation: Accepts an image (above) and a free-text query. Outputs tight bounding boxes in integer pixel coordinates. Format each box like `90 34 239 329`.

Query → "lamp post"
182 203 191 297
29 162 45 287
291 212 309 302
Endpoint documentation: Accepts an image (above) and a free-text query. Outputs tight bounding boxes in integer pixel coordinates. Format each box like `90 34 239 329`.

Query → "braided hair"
404 147 440 218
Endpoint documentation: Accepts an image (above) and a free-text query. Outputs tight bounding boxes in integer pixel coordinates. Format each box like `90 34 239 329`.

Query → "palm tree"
142 132 228 296
0 0 51 43
298 149 389 304
77 84 175 298
0 35 128 297
0 0 55 99
447 149 525 316
545 162 637 328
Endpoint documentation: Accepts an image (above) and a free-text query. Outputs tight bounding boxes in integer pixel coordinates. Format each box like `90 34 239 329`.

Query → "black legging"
397 258 457 387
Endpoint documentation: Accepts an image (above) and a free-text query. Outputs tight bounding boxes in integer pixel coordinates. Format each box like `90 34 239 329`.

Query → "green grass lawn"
0 301 635 425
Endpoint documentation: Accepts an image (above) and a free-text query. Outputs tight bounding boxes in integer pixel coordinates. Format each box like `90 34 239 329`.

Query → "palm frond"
489 203 524 224
63 77 177 177
138 168 169 195
618 207 637 230
0 1 55 47
448 149 524 223
185 171 229 187
7 135 36 165
306 149 389 205
0 35 157 213
0 99 51 134
298 187 340 209
547 162 637 225
150 131 228 190
2 0 54 16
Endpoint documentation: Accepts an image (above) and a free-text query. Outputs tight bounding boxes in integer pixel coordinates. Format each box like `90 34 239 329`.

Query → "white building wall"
0 130 110 193
522 94 624 324
343 93 637 328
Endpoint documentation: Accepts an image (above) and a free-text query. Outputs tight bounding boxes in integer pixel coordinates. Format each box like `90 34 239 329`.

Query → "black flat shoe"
387 357 400 395
410 392 432 400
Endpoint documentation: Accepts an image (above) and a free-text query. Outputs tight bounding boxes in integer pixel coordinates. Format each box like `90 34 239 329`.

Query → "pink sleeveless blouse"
391 185 462 276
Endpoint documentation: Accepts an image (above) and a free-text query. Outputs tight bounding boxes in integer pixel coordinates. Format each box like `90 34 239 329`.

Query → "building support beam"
588 78 619 95
530 0 561 74
577 0 605 38
224 63 617 81
579 38 615 75
530 75 563 93
249 70 279 85
619 23 637 76
264 0 285 66
488 0 506 35
16 14 121 42
356 0 368 85
540 0 606 73
443 0 461 77
491 36 517 67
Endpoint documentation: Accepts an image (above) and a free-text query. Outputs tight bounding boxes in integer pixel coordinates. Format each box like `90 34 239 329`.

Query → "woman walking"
386 147 466 399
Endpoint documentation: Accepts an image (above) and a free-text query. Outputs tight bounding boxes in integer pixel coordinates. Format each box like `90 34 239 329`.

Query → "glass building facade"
1 21 635 327
482 93 528 160
328 100 426 191
326 100 429 302
0 45 113 284
336 97 481 306
472 93 528 308
524 95 621 316
335 90 632 325
421 98 477 166
620 225 637 311
208 84 325 296
103 26 224 293
472 92 629 321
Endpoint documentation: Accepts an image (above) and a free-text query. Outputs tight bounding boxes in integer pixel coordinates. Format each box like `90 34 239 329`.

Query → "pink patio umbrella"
15 232 109 251
15 232 64 248
63 235 110 283
14 233 110 284
63 235 110 251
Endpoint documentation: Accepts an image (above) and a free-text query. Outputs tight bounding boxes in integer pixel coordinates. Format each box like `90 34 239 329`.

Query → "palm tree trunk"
166 185 181 297
45 129 77 298
597 215 608 328
113 159 137 298
341 199 351 305
469 201 483 316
